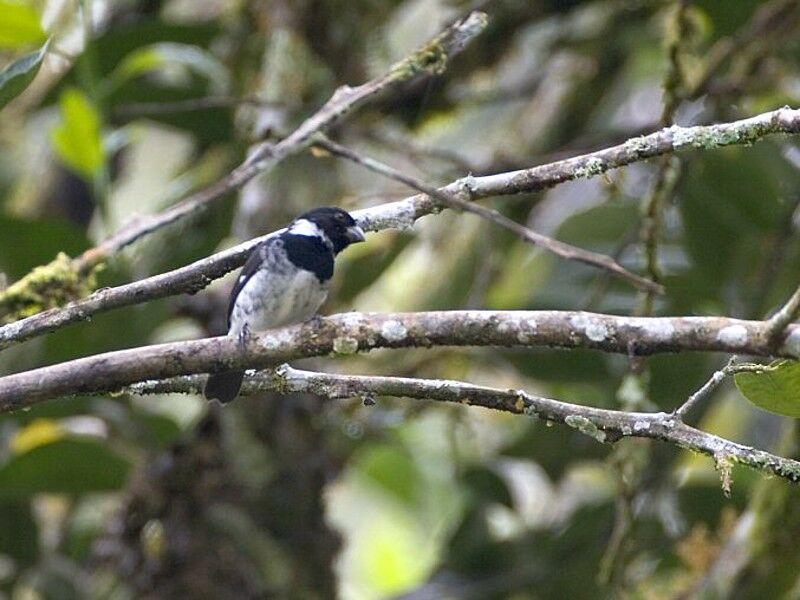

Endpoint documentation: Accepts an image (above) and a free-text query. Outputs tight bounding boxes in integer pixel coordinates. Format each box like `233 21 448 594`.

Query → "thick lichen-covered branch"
1 309 799 409
95 367 800 486
0 105 798 350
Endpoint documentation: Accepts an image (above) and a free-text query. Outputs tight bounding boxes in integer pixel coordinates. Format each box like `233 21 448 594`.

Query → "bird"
203 206 366 403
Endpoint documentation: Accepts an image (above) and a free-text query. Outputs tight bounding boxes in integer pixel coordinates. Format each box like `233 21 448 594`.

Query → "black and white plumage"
204 207 365 403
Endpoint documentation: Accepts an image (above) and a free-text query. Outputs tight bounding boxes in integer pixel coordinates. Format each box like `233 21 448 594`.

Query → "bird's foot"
237 322 252 349
306 315 325 329
272 363 296 392
274 363 292 377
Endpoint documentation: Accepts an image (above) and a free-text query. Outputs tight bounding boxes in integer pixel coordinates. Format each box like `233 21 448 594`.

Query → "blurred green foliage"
0 0 799 598
0 436 130 496
52 88 106 180
0 0 46 48
0 41 48 110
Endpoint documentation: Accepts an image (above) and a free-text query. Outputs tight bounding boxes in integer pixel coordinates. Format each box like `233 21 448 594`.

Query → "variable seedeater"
204 207 365 403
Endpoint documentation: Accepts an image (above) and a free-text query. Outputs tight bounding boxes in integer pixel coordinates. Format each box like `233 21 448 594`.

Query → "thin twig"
660 0 689 125
672 358 776 421
315 136 662 293
119 366 800 486
673 357 737 421
766 283 800 345
636 0 689 315
603 8 692 584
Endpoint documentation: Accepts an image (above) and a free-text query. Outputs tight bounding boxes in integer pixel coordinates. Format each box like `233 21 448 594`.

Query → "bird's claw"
237 323 252 349
306 315 325 328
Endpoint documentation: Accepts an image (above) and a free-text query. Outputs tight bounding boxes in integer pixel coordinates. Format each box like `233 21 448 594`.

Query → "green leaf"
109 42 230 93
0 40 48 109
113 47 167 81
734 360 800 418
356 445 421 506
51 88 106 180
0 438 131 496
0 1 46 48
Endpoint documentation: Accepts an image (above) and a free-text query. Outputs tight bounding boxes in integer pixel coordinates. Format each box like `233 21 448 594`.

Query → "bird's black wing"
226 238 274 328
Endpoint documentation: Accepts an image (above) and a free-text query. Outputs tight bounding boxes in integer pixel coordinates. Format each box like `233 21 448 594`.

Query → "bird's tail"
204 370 245 403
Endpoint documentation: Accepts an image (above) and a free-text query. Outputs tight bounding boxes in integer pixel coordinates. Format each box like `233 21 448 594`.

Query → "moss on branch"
0 253 98 323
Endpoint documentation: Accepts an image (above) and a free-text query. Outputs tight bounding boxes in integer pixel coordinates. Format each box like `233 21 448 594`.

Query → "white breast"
229 267 329 336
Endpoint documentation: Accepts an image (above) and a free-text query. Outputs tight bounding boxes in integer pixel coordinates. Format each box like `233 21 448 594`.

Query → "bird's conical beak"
346 225 366 243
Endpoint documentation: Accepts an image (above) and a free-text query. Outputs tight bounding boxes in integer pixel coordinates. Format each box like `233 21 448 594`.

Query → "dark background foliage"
1 0 800 598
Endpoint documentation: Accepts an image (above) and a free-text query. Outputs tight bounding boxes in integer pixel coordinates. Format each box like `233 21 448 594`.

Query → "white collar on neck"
288 218 323 238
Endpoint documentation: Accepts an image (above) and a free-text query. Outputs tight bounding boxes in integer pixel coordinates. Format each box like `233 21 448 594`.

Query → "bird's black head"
292 207 366 254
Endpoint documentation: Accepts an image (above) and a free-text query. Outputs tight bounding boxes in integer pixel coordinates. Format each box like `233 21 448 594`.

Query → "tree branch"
120 367 800 486
672 356 736 421
0 105 798 350
766 283 800 345
315 136 662 293
1 310 799 409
